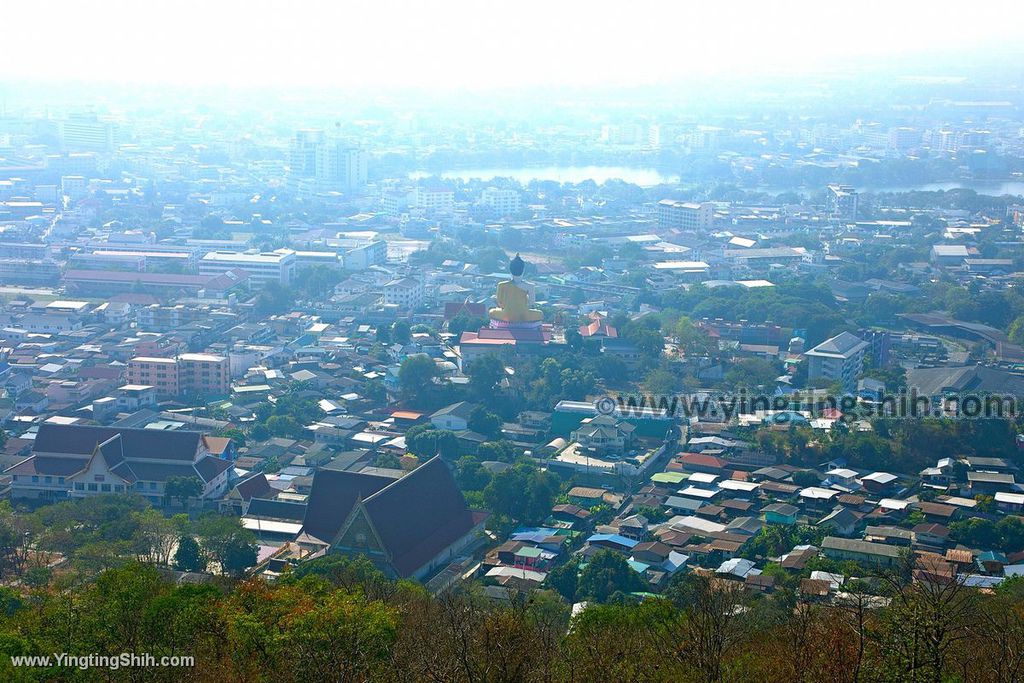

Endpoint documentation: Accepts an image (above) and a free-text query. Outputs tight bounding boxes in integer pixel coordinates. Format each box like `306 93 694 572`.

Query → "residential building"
383 277 424 309
805 331 868 392
826 184 858 221
657 200 713 231
127 353 230 397
479 187 521 216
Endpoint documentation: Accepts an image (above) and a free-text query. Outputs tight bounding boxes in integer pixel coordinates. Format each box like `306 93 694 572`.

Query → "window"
114 485 123 492
74 483 85 491
31 476 38 483
94 474 105 482
87 483 98 491
44 476 52 484
149 482 157 490
58 477 64 484
101 484 111 492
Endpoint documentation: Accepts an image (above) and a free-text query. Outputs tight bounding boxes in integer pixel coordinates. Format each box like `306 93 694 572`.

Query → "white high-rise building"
479 187 521 217
59 114 119 152
314 143 367 192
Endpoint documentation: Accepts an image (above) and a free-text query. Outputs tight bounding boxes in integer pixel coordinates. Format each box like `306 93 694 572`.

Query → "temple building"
296 457 488 580
459 253 557 363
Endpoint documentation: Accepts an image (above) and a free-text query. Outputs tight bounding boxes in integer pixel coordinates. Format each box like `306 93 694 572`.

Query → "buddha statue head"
509 253 525 280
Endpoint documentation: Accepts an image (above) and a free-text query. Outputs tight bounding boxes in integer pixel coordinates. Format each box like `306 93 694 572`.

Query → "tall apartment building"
178 353 231 395
411 184 455 213
199 249 295 286
383 277 424 310
287 129 325 176
826 184 858 222
59 114 119 152
314 143 367 192
127 357 180 396
805 332 869 393
288 130 367 192
128 353 230 397
479 187 521 216
657 200 714 231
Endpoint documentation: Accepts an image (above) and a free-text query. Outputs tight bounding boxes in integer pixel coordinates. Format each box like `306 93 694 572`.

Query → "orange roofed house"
297 456 488 580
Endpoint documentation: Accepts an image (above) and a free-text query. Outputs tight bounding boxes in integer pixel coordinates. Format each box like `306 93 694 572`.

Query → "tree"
405 425 460 459
546 558 580 601
576 550 645 602
466 355 505 400
131 508 177 565
255 282 294 314
173 534 207 573
264 414 302 438
391 320 412 344
483 464 558 524
449 312 489 339
468 406 502 439
662 572 749 683
195 515 258 577
950 517 1000 549
644 367 677 395
398 354 439 405
164 476 203 510
218 428 246 447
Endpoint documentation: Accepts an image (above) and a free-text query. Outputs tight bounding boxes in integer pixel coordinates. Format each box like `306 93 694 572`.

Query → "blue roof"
587 533 638 549
627 559 650 573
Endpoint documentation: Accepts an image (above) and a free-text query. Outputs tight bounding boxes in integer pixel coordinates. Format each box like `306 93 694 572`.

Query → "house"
763 503 799 525
297 457 488 580
821 536 901 568
912 523 950 549
429 401 478 431
967 471 1015 494
570 415 636 456
817 506 861 537
568 486 609 508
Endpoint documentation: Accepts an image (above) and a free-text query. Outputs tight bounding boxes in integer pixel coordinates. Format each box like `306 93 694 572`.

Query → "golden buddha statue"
489 253 543 326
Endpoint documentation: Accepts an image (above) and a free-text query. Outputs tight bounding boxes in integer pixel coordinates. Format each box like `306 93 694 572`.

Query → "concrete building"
383 277 424 309
127 357 180 396
412 184 455 213
805 331 869 392
199 249 296 286
127 353 229 397
479 187 521 216
657 200 713 231
178 353 231 396
314 143 367 192
826 185 859 222
59 113 119 152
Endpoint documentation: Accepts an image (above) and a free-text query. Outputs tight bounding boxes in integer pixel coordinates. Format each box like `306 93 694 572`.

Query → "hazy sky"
4 0 1022 89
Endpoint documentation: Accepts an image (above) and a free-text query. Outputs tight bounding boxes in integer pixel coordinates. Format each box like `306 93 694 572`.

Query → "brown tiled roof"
234 473 274 501
945 548 974 564
915 501 956 518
